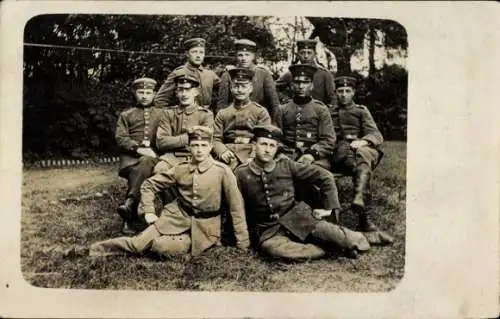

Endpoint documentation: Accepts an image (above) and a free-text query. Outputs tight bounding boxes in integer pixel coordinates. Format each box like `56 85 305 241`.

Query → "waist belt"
282 140 313 150
178 200 219 219
223 136 252 144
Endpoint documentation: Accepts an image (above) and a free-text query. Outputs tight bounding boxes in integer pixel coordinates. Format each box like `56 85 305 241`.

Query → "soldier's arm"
309 106 336 158
257 107 272 126
360 106 384 146
272 104 284 128
201 110 215 128
154 71 177 108
212 111 230 157
291 160 340 210
156 110 189 152
216 72 231 113
222 166 250 249
263 71 280 117
115 112 140 154
138 168 177 216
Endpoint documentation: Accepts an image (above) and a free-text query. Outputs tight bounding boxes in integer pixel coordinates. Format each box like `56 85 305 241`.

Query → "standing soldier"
154 38 220 110
276 39 336 106
273 64 336 171
213 68 271 170
330 76 393 243
216 39 280 117
235 125 374 260
115 77 163 232
90 126 250 258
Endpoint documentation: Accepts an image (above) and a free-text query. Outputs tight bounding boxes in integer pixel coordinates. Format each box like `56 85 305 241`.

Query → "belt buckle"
142 140 151 147
345 134 357 141
295 141 304 148
269 213 280 221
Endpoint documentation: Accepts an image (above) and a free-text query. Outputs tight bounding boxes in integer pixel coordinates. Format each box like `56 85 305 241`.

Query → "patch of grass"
21 141 406 291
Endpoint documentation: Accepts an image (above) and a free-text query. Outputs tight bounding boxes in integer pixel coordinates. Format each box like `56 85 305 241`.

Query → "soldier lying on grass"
90 126 250 258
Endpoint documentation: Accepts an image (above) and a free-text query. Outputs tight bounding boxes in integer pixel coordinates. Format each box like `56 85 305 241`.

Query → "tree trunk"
368 25 376 77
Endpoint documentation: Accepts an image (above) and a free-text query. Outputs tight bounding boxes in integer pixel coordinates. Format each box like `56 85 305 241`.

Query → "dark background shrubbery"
23 14 407 161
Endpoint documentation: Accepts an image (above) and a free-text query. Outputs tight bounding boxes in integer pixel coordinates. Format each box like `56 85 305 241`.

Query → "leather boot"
117 197 137 223
310 221 370 258
352 164 371 210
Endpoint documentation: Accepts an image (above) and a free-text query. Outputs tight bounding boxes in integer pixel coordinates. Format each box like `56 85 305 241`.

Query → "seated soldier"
90 126 250 258
235 124 377 261
115 77 163 233
330 76 393 244
213 67 271 170
273 64 335 171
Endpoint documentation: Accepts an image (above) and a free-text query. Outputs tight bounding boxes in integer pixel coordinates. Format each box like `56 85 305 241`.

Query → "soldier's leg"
260 231 326 260
89 224 161 257
309 220 370 252
150 232 191 257
152 159 179 205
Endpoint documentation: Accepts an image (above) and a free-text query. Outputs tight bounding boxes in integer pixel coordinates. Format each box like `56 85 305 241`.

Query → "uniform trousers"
119 156 158 201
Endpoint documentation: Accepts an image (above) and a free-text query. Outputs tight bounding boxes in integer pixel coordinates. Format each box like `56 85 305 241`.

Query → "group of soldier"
89 37 394 261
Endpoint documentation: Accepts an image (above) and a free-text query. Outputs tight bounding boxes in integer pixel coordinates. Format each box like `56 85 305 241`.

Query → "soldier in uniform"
154 38 220 110
216 39 280 116
235 125 373 260
115 77 163 232
273 64 336 171
330 76 393 244
213 68 271 170
90 126 250 258
276 39 336 106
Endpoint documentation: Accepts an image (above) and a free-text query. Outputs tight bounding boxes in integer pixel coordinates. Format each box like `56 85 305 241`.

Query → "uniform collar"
176 103 197 115
188 156 214 173
340 101 356 109
247 155 287 175
185 62 204 71
231 100 252 110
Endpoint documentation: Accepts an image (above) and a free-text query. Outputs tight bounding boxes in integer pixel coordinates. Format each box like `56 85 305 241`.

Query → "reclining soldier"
234 124 373 260
90 126 250 258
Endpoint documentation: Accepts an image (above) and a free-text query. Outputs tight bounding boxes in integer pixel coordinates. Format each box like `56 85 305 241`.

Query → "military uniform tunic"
216 65 280 116
155 104 214 172
273 98 336 169
154 63 220 109
213 101 271 166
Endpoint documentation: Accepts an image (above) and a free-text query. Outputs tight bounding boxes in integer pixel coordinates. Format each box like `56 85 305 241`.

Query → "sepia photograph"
21 13 407 292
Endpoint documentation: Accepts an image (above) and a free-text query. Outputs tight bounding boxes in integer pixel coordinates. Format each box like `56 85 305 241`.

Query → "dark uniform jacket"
216 65 280 116
154 63 220 109
273 98 336 160
329 102 383 147
115 105 163 172
213 101 271 163
234 154 339 243
156 104 214 166
276 65 337 106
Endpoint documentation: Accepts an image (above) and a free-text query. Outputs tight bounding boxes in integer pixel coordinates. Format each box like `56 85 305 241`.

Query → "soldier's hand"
350 139 368 149
144 213 158 224
297 154 315 164
137 147 157 158
220 151 235 164
312 209 332 220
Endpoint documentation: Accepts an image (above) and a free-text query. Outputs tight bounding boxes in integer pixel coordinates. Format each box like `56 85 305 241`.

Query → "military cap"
131 77 157 90
174 71 200 88
296 39 317 51
289 64 318 80
184 37 206 50
188 125 213 142
228 67 255 83
334 76 357 88
252 124 283 142
234 39 257 52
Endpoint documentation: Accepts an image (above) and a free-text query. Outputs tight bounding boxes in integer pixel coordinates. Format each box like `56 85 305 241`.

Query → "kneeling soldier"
213 67 271 170
234 124 371 260
90 126 250 257
115 77 162 232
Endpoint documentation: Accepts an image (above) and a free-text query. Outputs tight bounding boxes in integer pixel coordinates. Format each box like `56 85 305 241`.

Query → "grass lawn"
21 141 406 292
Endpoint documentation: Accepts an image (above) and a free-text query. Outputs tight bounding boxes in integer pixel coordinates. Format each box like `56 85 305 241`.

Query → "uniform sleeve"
222 167 250 248
216 72 231 113
138 168 177 215
290 160 340 210
154 71 177 108
257 107 272 126
212 111 229 157
263 71 280 117
156 110 188 152
360 106 384 147
201 110 215 128
115 112 140 153
309 106 336 158
324 70 336 106
272 104 284 128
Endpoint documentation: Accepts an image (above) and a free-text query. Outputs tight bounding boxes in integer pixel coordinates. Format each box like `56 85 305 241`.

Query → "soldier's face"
176 85 198 106
230 81 253 101
236 51 255 68
336 87 355 105
189 140 212 163
187 47 205 66
254 137 279 163
298 48 315 63
292 78 313 97
134 88 155 106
